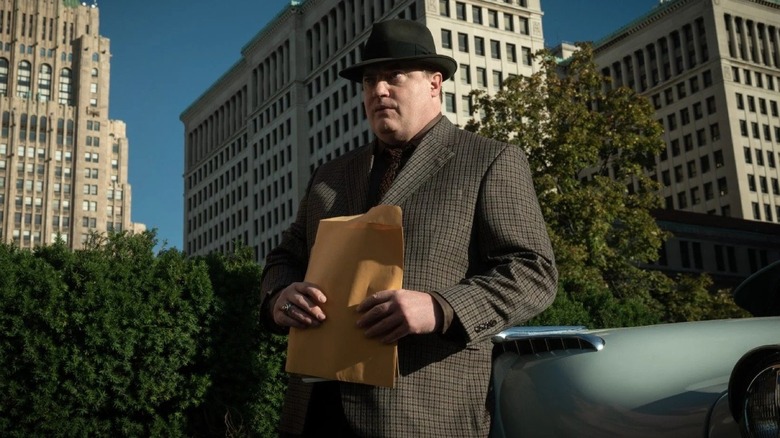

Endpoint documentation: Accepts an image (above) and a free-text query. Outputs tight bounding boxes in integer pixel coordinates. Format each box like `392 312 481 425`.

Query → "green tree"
0 231 215 437
188 245 287 437
466 43 685 328
653 273 750 323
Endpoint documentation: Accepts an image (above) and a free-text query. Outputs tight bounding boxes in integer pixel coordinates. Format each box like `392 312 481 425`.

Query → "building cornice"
595 0 780 54
594 0 693 53
180 1 306 121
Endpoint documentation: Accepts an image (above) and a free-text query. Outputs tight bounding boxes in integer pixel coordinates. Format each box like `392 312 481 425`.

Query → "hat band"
364 39 434 61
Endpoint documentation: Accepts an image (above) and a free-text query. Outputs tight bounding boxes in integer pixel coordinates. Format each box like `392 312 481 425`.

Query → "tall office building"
182 0 544 260
591 0 780 279
594 0 780 223
0 0 143 249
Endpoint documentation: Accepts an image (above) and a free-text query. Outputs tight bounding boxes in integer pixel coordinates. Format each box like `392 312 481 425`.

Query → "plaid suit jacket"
261 117 557 437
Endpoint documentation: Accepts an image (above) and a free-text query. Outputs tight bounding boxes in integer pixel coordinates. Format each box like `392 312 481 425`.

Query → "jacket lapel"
381 119 456 206
343 145 374 215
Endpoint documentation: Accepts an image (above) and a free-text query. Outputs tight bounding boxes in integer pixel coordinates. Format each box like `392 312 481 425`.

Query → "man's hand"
356 289 443 343
272 282 327 328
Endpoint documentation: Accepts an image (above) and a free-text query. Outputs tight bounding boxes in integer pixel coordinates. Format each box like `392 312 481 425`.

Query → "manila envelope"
285 205 403 388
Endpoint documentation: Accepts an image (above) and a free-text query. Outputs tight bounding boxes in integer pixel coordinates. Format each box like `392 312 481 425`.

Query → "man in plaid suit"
260 19 557 437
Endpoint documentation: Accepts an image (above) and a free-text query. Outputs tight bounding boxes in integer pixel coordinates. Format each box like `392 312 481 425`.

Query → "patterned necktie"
377 147 405 202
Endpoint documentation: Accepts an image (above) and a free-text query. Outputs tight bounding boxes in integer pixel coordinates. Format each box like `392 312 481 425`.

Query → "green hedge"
0 232 287 437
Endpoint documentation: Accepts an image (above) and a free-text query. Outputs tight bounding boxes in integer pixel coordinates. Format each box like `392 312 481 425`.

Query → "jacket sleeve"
441 144 558 345
258 175 315 334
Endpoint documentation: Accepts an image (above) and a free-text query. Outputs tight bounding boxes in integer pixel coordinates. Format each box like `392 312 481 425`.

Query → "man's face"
361 64 443 145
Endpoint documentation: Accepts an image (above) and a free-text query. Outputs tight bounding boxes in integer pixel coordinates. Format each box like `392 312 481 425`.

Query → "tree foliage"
189 246 287 437
0 232 287 437
466 43 745 327
0 231 214 436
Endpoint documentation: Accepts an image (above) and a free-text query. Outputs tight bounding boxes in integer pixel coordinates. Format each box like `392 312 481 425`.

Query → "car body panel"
491 317 780 438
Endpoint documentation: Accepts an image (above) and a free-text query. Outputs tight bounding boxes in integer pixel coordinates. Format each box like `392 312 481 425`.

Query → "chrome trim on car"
492 326 605 354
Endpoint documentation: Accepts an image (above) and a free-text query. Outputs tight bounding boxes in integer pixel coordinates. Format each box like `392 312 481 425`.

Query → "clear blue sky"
98 0 660 251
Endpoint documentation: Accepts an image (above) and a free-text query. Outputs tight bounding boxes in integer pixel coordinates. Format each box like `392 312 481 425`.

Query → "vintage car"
490 260 780 438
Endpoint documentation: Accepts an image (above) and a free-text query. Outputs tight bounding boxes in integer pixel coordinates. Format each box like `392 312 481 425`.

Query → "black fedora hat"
339 19 457 82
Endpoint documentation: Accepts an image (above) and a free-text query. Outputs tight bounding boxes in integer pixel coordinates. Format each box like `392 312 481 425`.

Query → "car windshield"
733 260 780 317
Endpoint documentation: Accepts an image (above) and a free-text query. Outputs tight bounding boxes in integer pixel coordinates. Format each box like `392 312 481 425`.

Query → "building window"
476 67 487 88
460 64 470 84
676 82 686 99
492 70 502 91
475 36 485 56
461 95 472 117
439 0 450 16
503 13 513 31
706 96 716 114
677 191 688 208
38 64 51 101
472 6 482 24
445 92 456 113
457 33 468 53
0 58 7 96
58 68 73 105
490 40 501 59
488 9 498 28
519 17 529 35
17 60 31 98
441 29 452 49
456 2 466 20
507 43 517 63
522 47 532 66
667 113 677 131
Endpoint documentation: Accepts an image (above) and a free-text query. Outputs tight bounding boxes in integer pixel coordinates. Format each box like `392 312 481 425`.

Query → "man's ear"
430 72 443 97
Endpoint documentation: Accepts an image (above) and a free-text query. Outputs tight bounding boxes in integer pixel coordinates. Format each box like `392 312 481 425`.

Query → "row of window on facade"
188 201 261 253
604 18 708 94
746 160 780 194
660 147 723 185
663 175 779 223
731 67 780 93
309 129 371 170
0 11 88 46
660 114 719 163
441 29 532 65
660 117 720 148
659 239 772 275
189 178 250 230
188 134 249 190
738 118 780 144
650 70 713 109
440 0 530 34
0 59 98 105
661 161 727 200
189 157 249 212
304 1 419 72
748 200 779 223
724 14 780 69
6 188 122 208
0 116 103 150
188 89 256 167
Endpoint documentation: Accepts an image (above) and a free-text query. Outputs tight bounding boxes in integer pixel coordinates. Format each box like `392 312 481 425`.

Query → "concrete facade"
181 0 780 287
0 0 143 249
181 0 544 260
594 0 780 224
589 0 780 282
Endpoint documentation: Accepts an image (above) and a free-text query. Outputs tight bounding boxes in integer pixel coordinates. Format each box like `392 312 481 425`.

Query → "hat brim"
339 54 458 82
733 259 780 317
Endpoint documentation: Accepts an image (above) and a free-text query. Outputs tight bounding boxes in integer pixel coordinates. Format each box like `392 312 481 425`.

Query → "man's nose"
370 80 391 97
